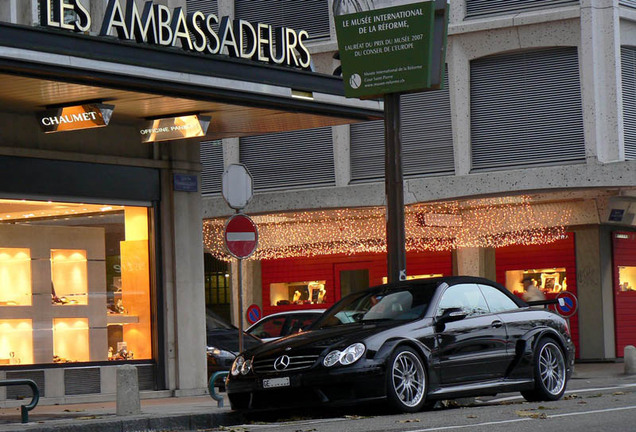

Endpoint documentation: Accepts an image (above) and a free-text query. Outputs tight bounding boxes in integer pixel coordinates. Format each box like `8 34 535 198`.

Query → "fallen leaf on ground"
397 418 420 423
515 410 547 419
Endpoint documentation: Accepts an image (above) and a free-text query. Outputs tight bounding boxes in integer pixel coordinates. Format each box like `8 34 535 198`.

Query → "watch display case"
51 249 88 305
0 248 32 306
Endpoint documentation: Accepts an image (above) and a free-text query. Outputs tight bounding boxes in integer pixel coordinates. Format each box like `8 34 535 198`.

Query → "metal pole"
237 258 244 353
384 92 407 283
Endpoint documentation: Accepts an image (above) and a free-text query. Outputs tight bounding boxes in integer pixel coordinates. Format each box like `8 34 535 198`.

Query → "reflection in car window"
479 284 519 313
250 317 285 339
437 284 489 317
315 284 435 329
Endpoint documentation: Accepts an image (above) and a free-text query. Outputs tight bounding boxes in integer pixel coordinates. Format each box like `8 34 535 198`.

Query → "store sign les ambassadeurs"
39 0 312 70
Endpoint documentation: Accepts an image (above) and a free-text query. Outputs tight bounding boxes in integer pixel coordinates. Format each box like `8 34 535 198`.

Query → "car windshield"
314 283 437 329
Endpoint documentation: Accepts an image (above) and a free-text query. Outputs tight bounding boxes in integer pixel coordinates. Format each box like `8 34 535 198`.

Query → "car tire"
386 346 428 413
521 337 567 402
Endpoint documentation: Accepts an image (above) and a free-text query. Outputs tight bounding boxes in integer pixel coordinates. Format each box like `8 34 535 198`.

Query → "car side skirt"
427 378 534 400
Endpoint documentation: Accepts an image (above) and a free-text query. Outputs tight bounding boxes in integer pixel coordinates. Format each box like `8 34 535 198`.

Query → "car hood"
244 320 413 358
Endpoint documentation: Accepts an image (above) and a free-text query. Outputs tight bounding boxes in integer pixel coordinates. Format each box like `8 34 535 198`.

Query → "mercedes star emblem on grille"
274 355 291 371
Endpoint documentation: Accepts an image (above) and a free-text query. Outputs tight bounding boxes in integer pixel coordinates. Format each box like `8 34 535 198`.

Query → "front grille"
253 355 319 373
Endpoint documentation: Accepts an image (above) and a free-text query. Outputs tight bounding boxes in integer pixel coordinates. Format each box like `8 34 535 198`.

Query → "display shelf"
106 314 139 325
0 319 34 365
0 248 32 306
53 318 89 363
51 249 88 305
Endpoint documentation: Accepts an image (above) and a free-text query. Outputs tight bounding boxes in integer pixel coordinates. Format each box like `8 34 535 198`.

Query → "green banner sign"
334 1 442 99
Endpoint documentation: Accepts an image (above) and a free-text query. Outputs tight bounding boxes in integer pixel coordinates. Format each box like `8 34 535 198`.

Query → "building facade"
201 0 636 362
0 0 380 404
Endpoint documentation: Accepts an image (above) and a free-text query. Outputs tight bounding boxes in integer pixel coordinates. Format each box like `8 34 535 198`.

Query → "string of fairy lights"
203 196 572 261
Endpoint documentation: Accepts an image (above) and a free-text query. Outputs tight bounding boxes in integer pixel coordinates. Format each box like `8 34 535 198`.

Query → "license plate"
262 377 290 389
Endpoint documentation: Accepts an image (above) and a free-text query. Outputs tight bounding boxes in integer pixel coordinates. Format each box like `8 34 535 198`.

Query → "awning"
0 22 383 139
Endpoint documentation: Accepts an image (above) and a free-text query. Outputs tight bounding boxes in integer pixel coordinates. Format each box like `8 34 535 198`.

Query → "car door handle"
491 320 504 328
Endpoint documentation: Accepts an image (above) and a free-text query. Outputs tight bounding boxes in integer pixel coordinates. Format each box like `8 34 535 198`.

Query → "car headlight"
340 343 365 365
323 350 342 367
323 343 366 367
231 356 244 376
240 358 253 375
207 346 222 356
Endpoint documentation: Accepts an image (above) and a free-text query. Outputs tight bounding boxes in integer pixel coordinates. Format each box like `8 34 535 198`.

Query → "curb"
6 411 245 432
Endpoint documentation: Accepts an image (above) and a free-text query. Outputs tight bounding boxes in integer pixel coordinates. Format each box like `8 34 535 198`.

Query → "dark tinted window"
436 284 489 317
315 284 436 328
479 284 520 313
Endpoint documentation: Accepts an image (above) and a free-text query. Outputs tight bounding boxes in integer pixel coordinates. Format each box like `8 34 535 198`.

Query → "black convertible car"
226 276 575 412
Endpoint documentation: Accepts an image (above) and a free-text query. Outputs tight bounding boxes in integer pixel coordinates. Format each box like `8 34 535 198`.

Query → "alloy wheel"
538 341 566 396
391 351 426 407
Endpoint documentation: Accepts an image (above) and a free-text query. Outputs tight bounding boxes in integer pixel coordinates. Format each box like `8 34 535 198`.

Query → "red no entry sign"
224 214 258 259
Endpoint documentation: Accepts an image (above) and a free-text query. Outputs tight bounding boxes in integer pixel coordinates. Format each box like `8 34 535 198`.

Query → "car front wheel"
386 346 428 412
522 337 567 402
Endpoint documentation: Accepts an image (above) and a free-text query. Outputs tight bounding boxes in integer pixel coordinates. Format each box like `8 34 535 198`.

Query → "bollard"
625 345 636 375
116 364 141 415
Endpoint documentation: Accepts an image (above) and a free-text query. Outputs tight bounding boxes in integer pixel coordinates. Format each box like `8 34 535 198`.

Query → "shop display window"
0 199 154 366
618 266 636 292
51 249 88 305
0 320 33 365
53 318 89 363
505 268 568 296
270 281 326 306
0 248 32 306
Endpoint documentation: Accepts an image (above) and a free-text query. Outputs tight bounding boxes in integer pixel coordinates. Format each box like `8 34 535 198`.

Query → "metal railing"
0 379 40 423
208 371 229 408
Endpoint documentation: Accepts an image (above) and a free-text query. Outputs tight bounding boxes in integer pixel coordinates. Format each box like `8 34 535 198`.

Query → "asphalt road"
211 381 636 432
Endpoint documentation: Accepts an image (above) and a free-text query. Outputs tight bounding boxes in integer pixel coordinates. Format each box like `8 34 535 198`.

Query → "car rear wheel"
386 346 428 412
522 337 567 402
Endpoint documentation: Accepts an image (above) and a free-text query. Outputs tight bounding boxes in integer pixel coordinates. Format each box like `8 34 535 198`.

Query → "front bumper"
227 359 386 410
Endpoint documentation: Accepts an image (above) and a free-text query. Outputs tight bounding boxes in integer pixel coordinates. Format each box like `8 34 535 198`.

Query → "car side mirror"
435 307 467 331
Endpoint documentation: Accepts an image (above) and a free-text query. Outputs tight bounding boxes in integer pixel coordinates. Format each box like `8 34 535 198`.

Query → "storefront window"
505 268 568 297
618 266 636 292
270 281 326 306
0 199 154 366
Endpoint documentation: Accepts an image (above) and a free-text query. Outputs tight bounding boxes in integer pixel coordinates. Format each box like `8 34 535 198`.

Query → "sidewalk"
0 393 241 432
0 362 632 432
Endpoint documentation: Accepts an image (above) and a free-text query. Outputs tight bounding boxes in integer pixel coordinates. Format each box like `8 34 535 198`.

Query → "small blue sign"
246 304 262 325
609 208 625 222
173 173 198 192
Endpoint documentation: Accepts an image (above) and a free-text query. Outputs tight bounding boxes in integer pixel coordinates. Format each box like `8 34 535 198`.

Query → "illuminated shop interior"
618 266 636 292
0 199 152 366
505 267 568 296
270 280 327 306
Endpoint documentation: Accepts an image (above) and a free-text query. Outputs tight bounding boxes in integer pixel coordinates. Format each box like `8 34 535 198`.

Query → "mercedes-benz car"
226 276 575 412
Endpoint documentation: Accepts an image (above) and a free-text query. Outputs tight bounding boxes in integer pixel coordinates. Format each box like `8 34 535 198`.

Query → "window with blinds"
200 140 224 195
465 0 578 19
350 75 454 183
622 47 636 160
186 0 218 15
240 127 334 190
235 0 331 39
470 47 585 171
620 0 636 8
